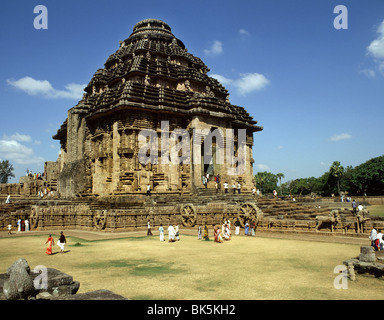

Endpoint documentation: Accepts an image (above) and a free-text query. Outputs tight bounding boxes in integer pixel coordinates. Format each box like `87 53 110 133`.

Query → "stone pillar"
359 246 376 262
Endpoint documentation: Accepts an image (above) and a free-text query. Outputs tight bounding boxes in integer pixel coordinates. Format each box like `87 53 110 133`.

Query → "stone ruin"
1 190 382 236
0 258 126 300
1 19 384 237
52 18 261 198
343 246 384 281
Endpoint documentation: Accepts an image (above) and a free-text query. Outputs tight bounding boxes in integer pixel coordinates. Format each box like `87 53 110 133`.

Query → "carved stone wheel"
94 210 107 230
180 204 197 227
237 202 262 227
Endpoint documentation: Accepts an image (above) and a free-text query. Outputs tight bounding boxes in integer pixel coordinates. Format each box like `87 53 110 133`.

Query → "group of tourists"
151 218 256 244
156 223 180 242
38 187 54 198
212 220 232 243
7 218 30 234
222 182 242 194
202 173 242 194
26 169 44 180
243 220 257 236
351 200 365 214
369 226 384 251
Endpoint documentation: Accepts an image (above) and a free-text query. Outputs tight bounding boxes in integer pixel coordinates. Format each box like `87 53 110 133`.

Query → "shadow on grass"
77 258 185 277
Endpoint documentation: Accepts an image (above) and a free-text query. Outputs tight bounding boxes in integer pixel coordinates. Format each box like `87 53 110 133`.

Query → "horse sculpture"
315 210 341 232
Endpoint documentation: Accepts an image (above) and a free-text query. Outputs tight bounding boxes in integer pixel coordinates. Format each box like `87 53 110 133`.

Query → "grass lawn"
0 232 382 300
367 205 384 217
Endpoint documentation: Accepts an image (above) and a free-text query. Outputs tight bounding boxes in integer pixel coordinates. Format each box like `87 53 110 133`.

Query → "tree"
282 180 296 196
285 177 322 197
349 155 384 195
276 173 285 194
254 172 278 194
329 161 344 196
0 160 15 184
254 173 265 193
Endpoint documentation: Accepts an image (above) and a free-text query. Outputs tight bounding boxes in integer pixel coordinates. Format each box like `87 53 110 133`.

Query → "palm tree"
276 173 285 194
329 161 344 196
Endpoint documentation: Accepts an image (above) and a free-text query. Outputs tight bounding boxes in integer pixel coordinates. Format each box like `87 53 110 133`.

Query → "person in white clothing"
159 224 164 241
235 219 240 235
168 224 176 242
377 229 383 251
369 226 378 250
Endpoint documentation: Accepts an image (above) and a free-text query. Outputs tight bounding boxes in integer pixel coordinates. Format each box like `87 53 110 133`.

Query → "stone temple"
53 19 262 198
1 19 378 235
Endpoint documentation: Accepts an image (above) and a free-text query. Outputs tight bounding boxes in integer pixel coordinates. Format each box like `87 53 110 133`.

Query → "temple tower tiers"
53 19 263 198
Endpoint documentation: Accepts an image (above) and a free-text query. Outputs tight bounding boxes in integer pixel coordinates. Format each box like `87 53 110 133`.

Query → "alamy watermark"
333 5 348 30
33 265 48 290
33 5 48 30
137 121 247 175
333 265 348 290
33 4 349 31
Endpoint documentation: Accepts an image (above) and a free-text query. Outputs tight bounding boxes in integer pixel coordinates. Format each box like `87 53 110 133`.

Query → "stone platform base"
343 246 384 280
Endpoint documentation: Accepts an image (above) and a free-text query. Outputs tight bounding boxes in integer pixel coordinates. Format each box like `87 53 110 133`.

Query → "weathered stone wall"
57 159 89 198
1 193 382 236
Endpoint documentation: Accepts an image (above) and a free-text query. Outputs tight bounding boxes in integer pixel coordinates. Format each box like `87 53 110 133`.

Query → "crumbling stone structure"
1 20 382 237
0 258 126 300
53 19 262 198
343 246 384 280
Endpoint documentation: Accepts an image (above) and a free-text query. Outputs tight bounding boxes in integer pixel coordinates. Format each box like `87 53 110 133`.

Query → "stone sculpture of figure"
3 258 37 300
315 210 341 232
356 210 370 233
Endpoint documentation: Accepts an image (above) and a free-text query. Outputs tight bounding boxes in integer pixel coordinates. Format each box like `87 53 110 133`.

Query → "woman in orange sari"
45 234 54 255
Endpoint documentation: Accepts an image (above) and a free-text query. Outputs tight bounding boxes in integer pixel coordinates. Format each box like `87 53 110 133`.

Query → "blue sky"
1 0 383 184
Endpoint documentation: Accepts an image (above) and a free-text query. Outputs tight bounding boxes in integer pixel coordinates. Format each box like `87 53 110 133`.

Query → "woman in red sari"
213 225 223 243
45 234 54 255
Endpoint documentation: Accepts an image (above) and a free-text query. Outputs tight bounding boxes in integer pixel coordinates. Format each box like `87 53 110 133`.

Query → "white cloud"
203 40 223 56
210 74 233 86
366 20 384 75
255 164 270 171
367 20 384 60
3 133 32 143
239 29 250 36
235 73 270 95
7 76 85 99
359 68 376 78
0 136 45 165
211 72 270 95
330 133 352 142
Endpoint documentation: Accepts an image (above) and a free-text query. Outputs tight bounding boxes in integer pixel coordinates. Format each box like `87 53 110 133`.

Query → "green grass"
367 205 384 217
0 233 383 300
